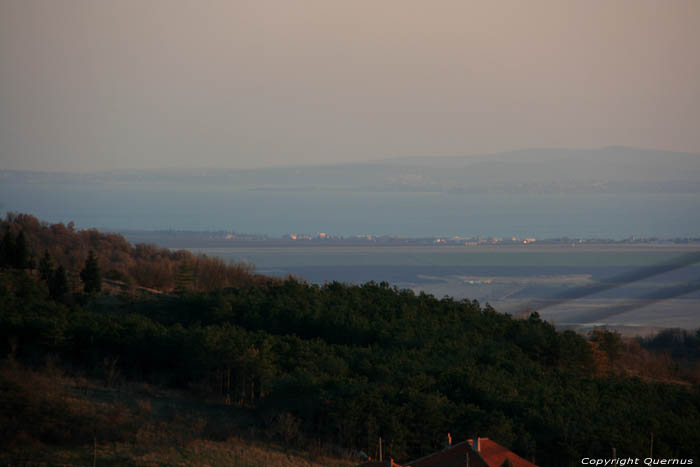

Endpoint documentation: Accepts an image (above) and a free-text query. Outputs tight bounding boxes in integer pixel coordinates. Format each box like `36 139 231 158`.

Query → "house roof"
405 440 489 467
466 438 536 467
404 438 536 467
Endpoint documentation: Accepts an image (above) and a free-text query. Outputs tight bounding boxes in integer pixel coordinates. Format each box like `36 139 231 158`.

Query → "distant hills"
3 146 700 194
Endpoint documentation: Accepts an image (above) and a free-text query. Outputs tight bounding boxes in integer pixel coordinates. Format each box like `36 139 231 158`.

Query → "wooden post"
379 437 383 462
650 432 654 458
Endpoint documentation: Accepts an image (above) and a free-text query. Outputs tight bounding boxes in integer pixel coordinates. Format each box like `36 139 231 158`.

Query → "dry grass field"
0 359 356 467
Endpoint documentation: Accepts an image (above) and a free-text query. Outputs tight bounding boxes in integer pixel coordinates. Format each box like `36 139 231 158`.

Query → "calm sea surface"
4 180 699 330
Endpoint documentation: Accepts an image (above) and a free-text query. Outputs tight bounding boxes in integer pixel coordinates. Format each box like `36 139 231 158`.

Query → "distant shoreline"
115 230 700 253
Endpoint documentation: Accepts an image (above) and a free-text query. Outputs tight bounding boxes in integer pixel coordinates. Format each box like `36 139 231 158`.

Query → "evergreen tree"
80 250 101 294
13 230 29 269
27 253 36 270
0 230 29 269
49 265 69 300
0 230 15 269
39 250 54 281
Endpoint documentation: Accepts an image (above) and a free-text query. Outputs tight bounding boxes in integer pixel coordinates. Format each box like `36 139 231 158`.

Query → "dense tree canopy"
1 213 699 465
0 213 260 292
0 228 29 270
80 250 101 294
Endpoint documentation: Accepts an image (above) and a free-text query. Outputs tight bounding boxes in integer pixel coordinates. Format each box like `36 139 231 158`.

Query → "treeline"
0 213 260 292
1 215 700 465
642 328 700 364
584 328 700 385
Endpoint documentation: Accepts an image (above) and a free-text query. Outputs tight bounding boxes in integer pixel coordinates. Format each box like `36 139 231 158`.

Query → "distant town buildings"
159 229 700 247
283 233 331 241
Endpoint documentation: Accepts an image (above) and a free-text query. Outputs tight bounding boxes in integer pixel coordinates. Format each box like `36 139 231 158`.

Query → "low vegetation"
0 359 354 466
1 213 699 465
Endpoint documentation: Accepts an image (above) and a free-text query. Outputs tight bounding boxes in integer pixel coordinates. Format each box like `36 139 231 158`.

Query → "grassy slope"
0 360 355 467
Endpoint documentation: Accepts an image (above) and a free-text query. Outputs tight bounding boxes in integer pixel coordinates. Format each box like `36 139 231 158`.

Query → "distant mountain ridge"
3 146 699 194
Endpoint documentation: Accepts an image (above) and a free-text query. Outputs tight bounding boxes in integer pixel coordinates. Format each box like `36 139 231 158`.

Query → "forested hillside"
0 212 260 292
1 214 699 465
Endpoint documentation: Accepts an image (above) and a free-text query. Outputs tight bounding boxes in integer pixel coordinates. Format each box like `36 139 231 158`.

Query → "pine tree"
49 265 69 300
39 250 54 281
13 230 29 269
0 230 29 269
80 250 102 294
0 230 15 269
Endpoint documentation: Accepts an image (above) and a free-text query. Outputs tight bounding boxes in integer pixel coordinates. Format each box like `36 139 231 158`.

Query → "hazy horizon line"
3 145 700 174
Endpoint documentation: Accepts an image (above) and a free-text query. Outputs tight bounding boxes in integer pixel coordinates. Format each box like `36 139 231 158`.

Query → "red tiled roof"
405 438 536 467
467 438 536 467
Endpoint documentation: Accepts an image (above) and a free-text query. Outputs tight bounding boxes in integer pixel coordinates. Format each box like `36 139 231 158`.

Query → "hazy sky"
1 0 699 171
